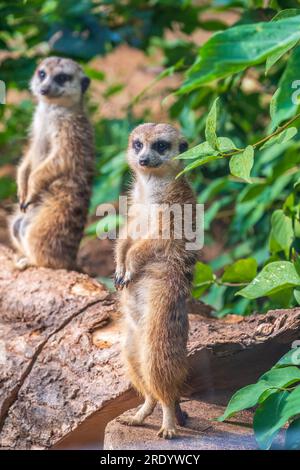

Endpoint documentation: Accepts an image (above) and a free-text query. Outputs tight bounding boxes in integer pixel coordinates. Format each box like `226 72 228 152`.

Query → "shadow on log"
0 244 299 449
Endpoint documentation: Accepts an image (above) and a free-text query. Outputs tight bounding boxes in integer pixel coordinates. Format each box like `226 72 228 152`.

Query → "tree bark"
0 244 299 449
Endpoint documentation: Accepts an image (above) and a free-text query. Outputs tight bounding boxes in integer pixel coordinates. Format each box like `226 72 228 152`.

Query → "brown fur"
115 123 198 438
10 57 94 270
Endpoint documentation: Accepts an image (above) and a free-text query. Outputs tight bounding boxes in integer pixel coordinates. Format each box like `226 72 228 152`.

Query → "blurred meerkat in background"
115 123 198 439
10 56 94 270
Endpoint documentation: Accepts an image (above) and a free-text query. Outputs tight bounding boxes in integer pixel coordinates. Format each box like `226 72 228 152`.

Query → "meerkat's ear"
179 140 188 153
81 76 91 94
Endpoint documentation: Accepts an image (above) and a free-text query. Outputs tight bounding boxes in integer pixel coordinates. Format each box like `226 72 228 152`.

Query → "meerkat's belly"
121 280 146 329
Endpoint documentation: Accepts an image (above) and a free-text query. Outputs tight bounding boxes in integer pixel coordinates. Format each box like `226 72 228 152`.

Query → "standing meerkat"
115 123 198 439
10 56 95 270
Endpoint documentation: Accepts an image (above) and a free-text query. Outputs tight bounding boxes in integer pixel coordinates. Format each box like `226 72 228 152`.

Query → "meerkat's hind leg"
157 402 177 439
117 395 157 426
175 400 188 427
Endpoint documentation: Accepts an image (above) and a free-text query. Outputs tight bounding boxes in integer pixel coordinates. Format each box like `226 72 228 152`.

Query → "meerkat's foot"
175 401 188 427
157 426 176 439
14 256 31 271
158 403 177 439
117 397 156 426
117 415 145 426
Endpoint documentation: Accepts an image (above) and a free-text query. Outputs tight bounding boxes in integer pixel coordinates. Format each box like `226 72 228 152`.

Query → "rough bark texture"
0 244 132 450
0 244 299 449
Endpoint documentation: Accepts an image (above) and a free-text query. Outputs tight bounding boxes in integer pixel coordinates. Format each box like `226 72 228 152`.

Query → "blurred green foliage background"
1 0 300 317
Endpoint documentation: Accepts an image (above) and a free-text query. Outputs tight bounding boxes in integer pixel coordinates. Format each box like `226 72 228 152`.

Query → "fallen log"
0 244 299 449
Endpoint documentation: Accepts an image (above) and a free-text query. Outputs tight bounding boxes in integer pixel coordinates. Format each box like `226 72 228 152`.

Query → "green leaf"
175 141 217 160
217 137 237 152
219 365 300 423
254 387 300 449
237 261 300 299
176 155 223 177
229 145 254 183
260 366 300 388
270 46 300 128
276 348 300 367
294 289 300 305
222 258 257 283
254 391 289 450
205 98 219 149
285 417 300 450
271 9 300 21
260 127 298 150
193 261 214 285
179 17 300 93
269 209 294 256
192 261 214 298
217 381 270 422
266 40 299 74
0 176 16 200
265 10 300 74
269 287 293 308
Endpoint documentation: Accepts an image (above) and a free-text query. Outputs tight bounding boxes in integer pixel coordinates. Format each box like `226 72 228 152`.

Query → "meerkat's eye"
152 140 171 155
133 140 143 153
54 73 72 86
38 70 46 80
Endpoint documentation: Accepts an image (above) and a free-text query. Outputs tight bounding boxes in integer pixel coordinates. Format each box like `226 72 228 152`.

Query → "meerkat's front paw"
20 196 35 212
157 426 176 439
116 415 144 426
114 266 125 290
122 270 132 287
114 268 132 290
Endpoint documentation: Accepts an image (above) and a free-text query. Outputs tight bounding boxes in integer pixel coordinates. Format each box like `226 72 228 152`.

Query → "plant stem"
221 111 300 158
253 111 300 149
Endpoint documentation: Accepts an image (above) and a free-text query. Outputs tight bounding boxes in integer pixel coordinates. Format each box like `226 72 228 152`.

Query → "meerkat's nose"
139 156 150 166
40 86 50 96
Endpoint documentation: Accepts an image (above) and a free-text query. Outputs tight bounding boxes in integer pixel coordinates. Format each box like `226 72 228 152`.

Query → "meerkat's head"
30 56 90 106
127 123 188 177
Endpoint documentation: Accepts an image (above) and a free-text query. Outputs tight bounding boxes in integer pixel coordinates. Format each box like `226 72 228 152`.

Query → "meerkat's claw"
116 415 144 426
122 271 132 287
114 274 124 290
20 202 27 213
157 427 176 439
20 200 33 212
114 267 126 290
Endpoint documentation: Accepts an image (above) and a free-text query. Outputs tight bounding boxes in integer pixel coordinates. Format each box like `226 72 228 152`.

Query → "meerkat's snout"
139 156 150 167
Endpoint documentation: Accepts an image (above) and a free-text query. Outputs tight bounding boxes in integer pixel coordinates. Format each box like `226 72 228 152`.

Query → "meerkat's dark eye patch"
38 70 46 80
133 140 143 153
54 73 72 86
81 76 91 93
152 140 171 154
179 141 188 153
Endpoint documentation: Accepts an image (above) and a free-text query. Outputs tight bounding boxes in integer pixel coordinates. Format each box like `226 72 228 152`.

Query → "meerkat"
10 56 94 270
115 123 198 439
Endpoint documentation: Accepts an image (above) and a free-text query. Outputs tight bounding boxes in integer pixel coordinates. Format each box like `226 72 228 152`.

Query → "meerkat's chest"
30 112 57 167
129 184 170 240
